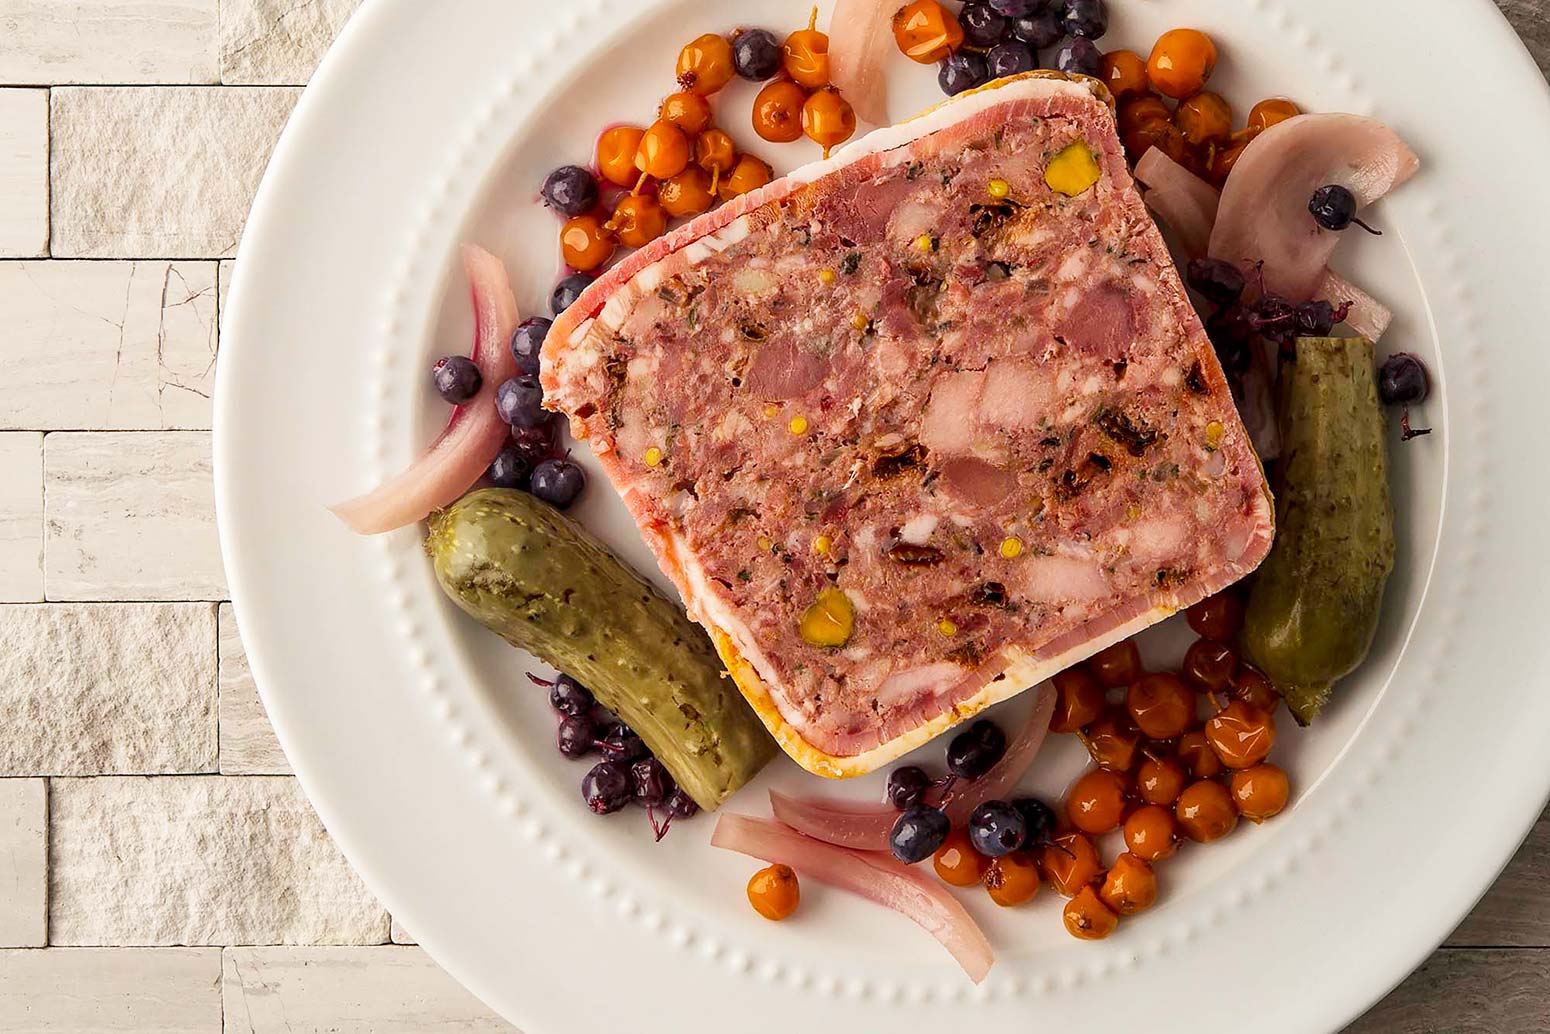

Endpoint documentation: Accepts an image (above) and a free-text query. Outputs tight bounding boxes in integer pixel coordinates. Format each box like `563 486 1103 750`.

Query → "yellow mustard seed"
819 268 838 285
1000 536 1025 559
789 415 809 435
987 177 1011 199
763 403 779 418
937 618 958 638
757 535 773 552
851 310 869 332
814 534 833 555
914 234 935 253
644 446 664 468
1205 421 1225 451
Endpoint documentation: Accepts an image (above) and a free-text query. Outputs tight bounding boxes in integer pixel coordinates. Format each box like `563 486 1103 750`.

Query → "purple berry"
1010 9 1062 48
1051 35 1103 77
987 40 1036 77
495 375 548 429
987 0 1041 17
938 50 989 96
551 273 591 315
509 317 551 377
631 757 675 808
1061 0 1108 39
431 355 482 405
531 458 586 509
581 760 632 814
549 675 594 716
541 165 599 219
886 766 933 810
959 3 1009 47
557 714 596 759
486 447 531 489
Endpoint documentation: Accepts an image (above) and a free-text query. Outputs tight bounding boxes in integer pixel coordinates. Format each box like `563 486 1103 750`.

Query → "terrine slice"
542 73 1274 779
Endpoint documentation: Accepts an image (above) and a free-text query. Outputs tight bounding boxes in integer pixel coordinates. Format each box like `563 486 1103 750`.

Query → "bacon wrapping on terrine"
542 73 1274 779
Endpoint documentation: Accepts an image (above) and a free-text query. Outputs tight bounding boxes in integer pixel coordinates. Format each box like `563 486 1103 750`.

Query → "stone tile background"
0 1 1543 1030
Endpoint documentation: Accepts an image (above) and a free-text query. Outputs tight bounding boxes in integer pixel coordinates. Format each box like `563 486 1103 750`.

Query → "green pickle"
1242 337 1396 725
427 488 776 809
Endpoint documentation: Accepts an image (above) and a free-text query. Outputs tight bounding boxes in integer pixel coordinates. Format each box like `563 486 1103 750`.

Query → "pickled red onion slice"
330 245 519 535
827 0 895 126
711 813 995 982
1135 146 1220 261
1315 267 1393 342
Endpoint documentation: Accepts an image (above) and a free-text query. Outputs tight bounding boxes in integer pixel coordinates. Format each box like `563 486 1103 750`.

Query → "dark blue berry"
968 800 1028 857
510 420 559 468
551 273 592 315
946 720 1007 780
486 446 531 489
959 3 1009 47
1052 35 1103 77
630 757 675 808
541 165 600 219
1379 353 1430 407
886 766 932 810
549 674 593 716
665 788 700 819
510 317 551 377
987 40 1036 77
1010 9 1062 48
582 760 633 814
495 375 547 429
1186 257 1247 307
732 28 782 80
1012 797 1057 845
888 804 951 864
987 0 1041 16
531 458 586 509
431 355 482 405
1061 0 1108 39
557 714 596 759
938 50 989 96
598 722 647 763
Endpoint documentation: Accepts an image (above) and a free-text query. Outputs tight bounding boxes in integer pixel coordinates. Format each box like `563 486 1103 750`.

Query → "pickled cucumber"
427 489 776 809
1242 337 1395 725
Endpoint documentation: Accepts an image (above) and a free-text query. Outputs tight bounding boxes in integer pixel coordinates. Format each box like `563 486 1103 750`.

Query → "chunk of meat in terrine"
542 74 1274 777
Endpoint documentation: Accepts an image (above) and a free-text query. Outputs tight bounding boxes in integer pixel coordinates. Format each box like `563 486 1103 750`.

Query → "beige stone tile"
44 432 225 601
51 87 299 258
0 88 48 257
0 433 43 602
0 947 222 1032
0 0 218 85
0 262 217 430
223 947 511 1033
220 0 362 85
218 603 289 775
0 779 46 947
50 776 388 946
0 603 216 775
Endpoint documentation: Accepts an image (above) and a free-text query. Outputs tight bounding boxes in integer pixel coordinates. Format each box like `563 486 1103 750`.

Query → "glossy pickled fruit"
1064 768 1128 835
938 50 989 97
531 458 586 510
1183 639 1239 694
732 27 782 81
752 80 807 143
665 788 700 819
719 154 774 200
983 851 1042 907
1052 35 1103 78
560 213 616 272
486 445 531 490
677 33 736 96
889 804 951 863
783 7 831 89
495 375 545 429
1010 9 1062 48
1230 763 1291 822
1174 91 1233 146
1064 886 1119 940
747 863 801 920
549 674 594 716
1117 94 1172 135
968 800 1028 857
988 0 1039 15
659 90 712 136
1012 797 1057 846
1186 591 1245 640
1176 729 1223 780
886 765 932 810
658 166 715 218
582 760 633 814
596 125 645 187
1123 803 1179 861
540 165 600 218
1147 28 1218 99
510 421 558 468
1231 664 1281 713
1204 700 1276 769
550 273 591 315
987 40 1036 79
1210 136 1252 186
1062 0 1109 40
509 317 552 377
933 828 990 887
1379 353 1431 407
556 714 595 758
1083 711 1141 772
635 120 691 181
1101 49 1150 99
1049 667 1105 734
631 756 675 808
799 587 854 647
1127 672 1195 740
1185 257 1247 308
802 87 856 156
947 719 1007 780
695 128 738 177
431 355 482 405
893 0 964 64
1040 831 1102 897
1123 118 1190 166
959 3 1009 48
1175 779 1238 842
1087 640 1141 687
605 194 668 249
1099 852 1158 916
1248 97 1301 133
1137 755 1188 806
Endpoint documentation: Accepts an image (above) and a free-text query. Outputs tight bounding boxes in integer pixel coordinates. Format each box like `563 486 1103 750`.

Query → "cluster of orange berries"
1105 27 1300 185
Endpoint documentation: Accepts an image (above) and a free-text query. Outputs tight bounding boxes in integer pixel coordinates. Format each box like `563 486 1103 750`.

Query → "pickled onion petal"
1135 146 1220 261
769 685 1056 853
1316 267 1393 342
330 245 519 535
827 0 895 126
711 813 995 982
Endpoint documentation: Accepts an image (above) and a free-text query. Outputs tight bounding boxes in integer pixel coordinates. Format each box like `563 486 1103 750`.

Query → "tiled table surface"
0 1 1544 1030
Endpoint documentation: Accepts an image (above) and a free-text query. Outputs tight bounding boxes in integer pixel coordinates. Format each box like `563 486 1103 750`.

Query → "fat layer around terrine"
542 73 1274 778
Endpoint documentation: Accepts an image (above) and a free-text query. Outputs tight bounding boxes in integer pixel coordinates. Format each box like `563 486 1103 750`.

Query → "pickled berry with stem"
938 50 988 95
1309 184 1381 235
1062 0 1108 39
486 447 531 490
947 719 1007 779
987 40 1036 77
959 3 1009 48
549 674 593 716
540 165 599 218
1294 299 1351 338
531 458 586 509
510 420 559 468
496 375 547 429
968 800 1028 857
886 765 932 810
1052 35 1103 77
1379 353 1431 406
665 788 700 819
597 722 647 763
431 355 482 404
1011 9 1062 48
889 804 951 863
557 714 596 759
631 757 675 808
1012 797 1057 846
582 760 633 813
509 317 551 377
1186 257 1246 307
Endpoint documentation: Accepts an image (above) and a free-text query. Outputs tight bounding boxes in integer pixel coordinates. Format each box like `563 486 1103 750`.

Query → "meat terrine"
542 73 1274 779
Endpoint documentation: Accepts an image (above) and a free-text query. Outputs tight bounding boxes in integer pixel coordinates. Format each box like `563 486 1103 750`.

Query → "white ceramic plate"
215 1 1550 1030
